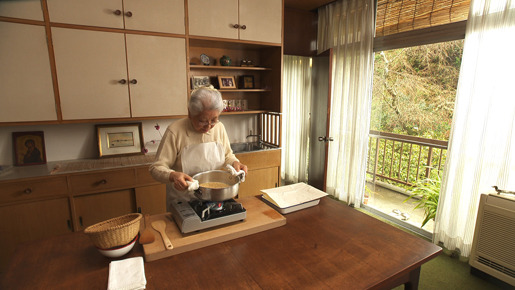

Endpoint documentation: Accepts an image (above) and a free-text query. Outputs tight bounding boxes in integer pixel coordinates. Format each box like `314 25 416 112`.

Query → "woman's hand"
232 161 248 175
169 171 193 191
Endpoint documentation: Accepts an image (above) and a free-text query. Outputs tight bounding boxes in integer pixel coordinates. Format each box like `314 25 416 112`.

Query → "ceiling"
284 0 335 11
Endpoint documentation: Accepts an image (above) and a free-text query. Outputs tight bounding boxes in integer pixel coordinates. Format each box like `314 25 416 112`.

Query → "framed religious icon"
96 123 144 158
12 131 47 166
218 76 236 89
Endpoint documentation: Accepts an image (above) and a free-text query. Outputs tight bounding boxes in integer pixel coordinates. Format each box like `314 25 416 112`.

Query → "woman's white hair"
188 86 224 116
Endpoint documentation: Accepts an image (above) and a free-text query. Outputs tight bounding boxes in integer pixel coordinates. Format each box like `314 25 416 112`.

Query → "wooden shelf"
219 89 270 93
221 110 268 115
190 65 270 71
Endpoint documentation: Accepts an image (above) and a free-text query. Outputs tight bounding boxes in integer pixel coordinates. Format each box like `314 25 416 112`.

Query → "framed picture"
12 131 47 166
191 76 211 89
239 75 255 89
96 123 144 158
218 76 236 89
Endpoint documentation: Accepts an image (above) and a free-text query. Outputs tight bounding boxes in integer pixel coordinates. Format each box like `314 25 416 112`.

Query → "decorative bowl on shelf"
220 55 232 66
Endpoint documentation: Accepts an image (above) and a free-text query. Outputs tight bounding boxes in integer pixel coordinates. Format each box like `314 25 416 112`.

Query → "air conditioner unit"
469 193 515 286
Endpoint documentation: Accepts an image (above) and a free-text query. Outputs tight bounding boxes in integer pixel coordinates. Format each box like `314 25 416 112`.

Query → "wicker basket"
84 213 142 249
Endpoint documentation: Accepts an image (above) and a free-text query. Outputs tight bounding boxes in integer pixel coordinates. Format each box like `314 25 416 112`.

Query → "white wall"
0 115 257 166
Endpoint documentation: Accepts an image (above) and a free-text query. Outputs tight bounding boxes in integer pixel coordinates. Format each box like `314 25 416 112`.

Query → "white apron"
166 142 225 210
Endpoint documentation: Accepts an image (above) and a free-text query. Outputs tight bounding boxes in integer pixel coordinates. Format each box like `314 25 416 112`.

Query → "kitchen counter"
0 153 156 181
1 197 442 289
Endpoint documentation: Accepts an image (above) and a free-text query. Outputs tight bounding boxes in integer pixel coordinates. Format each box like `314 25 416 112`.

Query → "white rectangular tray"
261 195 320 214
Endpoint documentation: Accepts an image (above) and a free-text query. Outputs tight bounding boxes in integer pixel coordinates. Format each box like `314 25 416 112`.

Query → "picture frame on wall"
96 123 144 158
239 75 255 89
218 76 236 89
191 76 211 89
12 131 47 166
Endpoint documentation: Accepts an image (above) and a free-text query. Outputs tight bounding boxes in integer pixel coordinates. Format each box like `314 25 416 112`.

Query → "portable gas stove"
169 198 247 233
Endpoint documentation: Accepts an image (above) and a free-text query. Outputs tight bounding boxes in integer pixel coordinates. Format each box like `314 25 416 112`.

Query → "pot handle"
226 164 246 183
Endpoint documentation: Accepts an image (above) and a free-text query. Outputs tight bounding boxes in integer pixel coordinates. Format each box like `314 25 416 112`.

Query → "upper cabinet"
188 0 282 44
46 0 185 34
0 22 57 122
52 27 187 120
0 0 44 21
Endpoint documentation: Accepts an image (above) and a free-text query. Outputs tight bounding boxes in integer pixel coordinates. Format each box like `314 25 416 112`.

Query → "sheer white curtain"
281 55 312 183
434 0 515 257
317 0 375 206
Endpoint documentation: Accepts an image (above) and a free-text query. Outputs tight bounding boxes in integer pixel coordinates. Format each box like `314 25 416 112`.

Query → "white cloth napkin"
107 256 146 290
226 164 246 182
186 179 199 191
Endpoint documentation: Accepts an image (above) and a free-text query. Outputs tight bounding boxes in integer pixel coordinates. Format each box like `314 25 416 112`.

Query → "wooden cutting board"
141 196 286 262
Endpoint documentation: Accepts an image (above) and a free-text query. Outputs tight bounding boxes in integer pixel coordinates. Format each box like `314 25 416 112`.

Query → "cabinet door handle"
125 11 133 17
130 79 137 84
79 216 84 227
137 207 142 213
99 179 107 185
67 219 72 230
119 79 127 84
23 188 32 194
233 24 239 29
240 24 246 30
113 9 122 16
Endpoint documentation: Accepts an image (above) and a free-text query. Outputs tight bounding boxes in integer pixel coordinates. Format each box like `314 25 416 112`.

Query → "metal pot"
192 170 243 201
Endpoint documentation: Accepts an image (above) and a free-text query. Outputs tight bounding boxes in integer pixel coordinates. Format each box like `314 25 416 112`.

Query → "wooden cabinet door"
124 0 185 34
239 0 282 44
0 0 44 20
135 184 166 215
0 22 57 122
238 167 279 198
0 198 72 272
52 27 131 120
47 0 124 29
74 190 136 230
126 34 188 117
188 0 238 39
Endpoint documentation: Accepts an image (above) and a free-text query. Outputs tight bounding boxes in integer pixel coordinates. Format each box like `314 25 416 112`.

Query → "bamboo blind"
375 0 470 37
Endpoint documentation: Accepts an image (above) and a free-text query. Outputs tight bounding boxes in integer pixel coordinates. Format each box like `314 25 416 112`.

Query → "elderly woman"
150 87 247 208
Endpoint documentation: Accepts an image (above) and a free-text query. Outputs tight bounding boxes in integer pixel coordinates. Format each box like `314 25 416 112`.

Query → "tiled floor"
365 182 435 233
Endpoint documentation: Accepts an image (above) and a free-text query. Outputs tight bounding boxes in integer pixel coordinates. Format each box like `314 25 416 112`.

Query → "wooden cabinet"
0 22 57 122
235 149 281 198
0 198 72 272
52 27 187 119
73 189 136 230
0 164 166 271
126 34 187 117
0 0 44 21
135 184 167 214
188 0 282 44
68 168 136 195
47 0 185 34
0 176 68 204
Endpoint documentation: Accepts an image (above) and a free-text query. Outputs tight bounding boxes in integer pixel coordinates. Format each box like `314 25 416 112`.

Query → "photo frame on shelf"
12 131 47 166
96 123 144 158
218 76 236 89
191 76 211 89
239 75 255 89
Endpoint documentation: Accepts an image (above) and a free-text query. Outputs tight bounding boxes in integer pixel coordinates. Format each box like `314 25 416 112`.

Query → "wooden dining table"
1 197 441 289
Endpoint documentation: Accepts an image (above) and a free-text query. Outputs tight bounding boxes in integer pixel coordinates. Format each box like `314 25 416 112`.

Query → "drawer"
0 176 68 204
135 166 159 185
235 149 281 170
69 168 136 195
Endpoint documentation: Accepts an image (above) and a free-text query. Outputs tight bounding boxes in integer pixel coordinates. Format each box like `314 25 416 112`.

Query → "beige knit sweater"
149 118 239 183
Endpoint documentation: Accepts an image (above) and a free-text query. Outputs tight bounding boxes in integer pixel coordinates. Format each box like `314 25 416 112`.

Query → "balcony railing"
367 130 448 186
